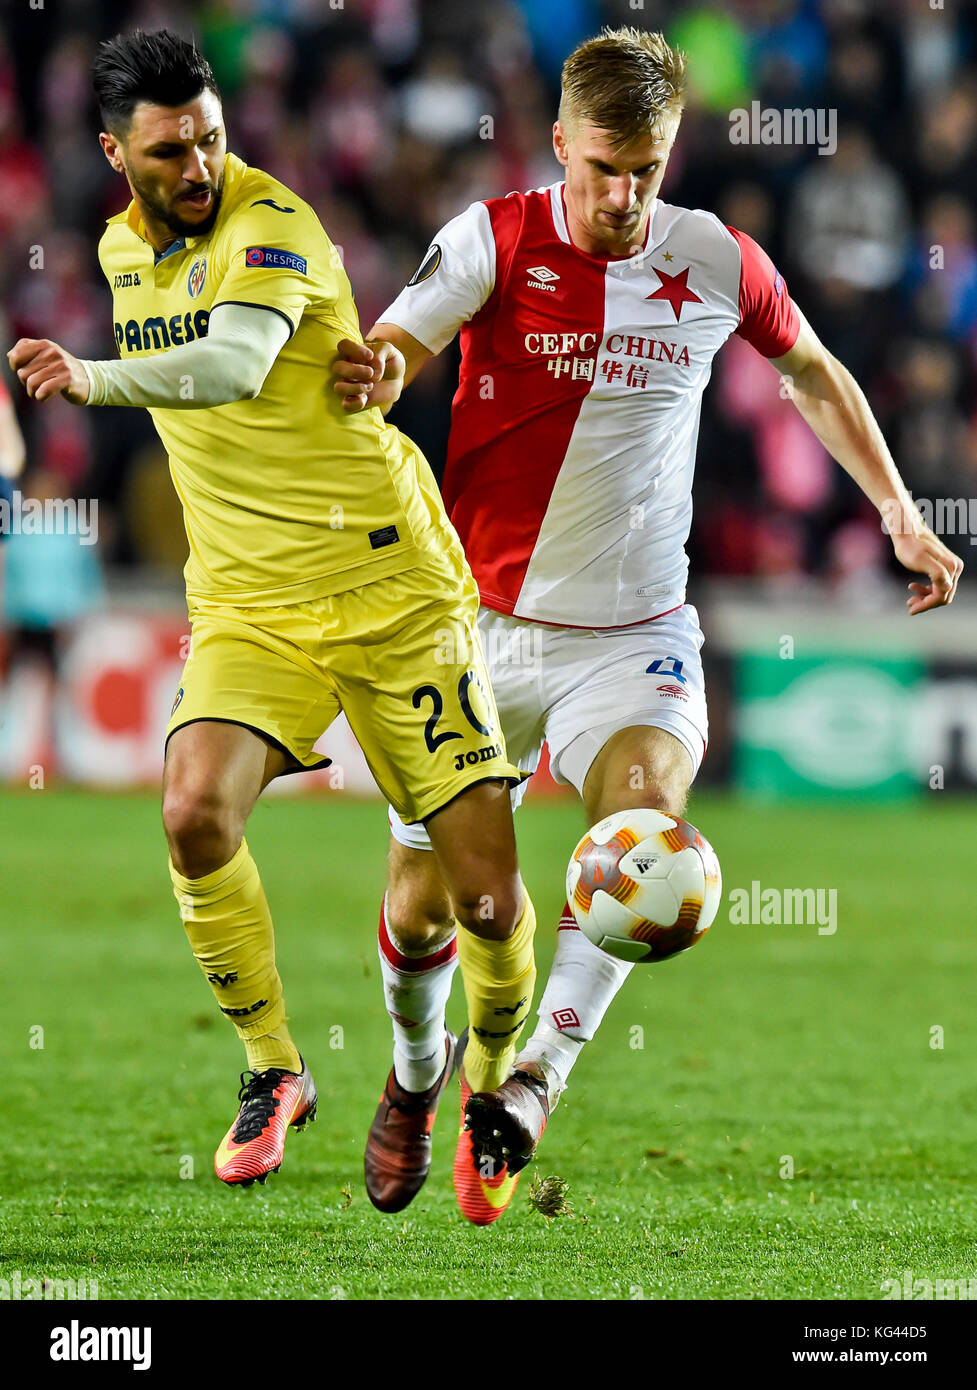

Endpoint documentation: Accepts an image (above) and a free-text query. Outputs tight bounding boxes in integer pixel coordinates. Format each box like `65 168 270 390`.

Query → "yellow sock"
169 838 301 1074
457 893 536 1093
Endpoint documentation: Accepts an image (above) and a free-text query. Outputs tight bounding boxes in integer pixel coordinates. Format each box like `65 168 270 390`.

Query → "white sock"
515 901 633 1108
378 894 458 1093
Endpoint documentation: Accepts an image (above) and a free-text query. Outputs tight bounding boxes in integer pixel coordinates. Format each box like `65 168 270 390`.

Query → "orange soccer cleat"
214 1058 317 1186
452 1029 524 1226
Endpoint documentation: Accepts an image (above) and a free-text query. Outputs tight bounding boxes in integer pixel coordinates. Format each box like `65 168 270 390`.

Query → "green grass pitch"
1 786 975 1300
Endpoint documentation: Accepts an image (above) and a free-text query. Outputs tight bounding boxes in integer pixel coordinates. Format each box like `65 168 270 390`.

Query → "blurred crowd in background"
1 0 976 641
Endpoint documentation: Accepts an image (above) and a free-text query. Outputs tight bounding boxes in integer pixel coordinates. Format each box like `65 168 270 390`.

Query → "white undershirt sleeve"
82 302 291 409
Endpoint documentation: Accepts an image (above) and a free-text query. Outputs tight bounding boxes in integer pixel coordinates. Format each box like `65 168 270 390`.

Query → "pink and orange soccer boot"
214 1058 317 1187
452 1029 523 1226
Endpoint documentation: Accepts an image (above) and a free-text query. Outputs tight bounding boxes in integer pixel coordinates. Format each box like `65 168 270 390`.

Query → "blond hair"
559 27 687 149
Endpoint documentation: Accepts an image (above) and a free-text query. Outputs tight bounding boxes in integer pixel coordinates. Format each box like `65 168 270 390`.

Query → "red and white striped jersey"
381 181 800 628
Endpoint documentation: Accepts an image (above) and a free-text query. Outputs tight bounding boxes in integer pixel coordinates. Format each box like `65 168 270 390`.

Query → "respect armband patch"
244 247 307 274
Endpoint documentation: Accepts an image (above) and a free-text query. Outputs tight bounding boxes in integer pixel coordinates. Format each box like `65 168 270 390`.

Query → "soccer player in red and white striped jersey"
335 27 962 1225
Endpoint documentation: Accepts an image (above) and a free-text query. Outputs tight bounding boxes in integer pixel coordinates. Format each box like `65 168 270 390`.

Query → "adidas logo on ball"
631 855 661 874
566 808 721 964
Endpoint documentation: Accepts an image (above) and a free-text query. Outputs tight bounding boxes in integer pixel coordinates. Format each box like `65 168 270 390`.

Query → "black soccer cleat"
464 1068 550 1176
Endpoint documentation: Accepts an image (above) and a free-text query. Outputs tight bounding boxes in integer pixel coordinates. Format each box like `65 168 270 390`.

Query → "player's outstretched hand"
891 524 964 616
7 338 90 405
332 337 406 413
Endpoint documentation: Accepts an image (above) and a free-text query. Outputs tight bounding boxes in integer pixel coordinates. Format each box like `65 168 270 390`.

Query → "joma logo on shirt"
114 310 210 353
113 272 141 289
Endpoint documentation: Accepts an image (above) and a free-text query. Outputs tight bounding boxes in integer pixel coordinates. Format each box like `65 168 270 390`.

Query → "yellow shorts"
166 547 526 823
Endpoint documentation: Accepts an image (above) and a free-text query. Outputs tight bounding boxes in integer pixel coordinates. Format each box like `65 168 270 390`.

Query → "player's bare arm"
771 310 963 615
332 324 431 414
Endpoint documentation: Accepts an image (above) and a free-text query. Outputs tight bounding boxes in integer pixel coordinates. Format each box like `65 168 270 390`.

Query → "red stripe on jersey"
514 602 683 633
726 225 800 358
441 190 608 615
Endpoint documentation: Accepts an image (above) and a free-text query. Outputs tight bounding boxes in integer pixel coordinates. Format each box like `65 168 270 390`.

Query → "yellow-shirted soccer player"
8 28 537 1194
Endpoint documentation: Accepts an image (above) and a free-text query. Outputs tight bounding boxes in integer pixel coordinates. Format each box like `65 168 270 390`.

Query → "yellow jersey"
97 152 454 606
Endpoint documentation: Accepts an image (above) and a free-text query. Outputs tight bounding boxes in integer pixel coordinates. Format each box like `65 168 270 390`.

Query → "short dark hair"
93 28 220 136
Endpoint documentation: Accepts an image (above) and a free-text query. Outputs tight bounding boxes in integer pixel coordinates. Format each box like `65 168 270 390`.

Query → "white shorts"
388 603 708 850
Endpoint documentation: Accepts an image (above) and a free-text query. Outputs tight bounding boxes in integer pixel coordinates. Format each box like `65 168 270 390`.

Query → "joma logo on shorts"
453 743 502 771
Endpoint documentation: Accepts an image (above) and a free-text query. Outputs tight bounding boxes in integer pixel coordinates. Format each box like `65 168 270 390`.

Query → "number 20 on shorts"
412 671 495 755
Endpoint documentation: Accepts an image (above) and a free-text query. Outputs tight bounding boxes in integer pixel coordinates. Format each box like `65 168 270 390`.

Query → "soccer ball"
566 808 722 963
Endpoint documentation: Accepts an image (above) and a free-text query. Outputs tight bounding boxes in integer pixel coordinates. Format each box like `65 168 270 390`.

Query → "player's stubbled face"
121 93 227 240
557 120 677 256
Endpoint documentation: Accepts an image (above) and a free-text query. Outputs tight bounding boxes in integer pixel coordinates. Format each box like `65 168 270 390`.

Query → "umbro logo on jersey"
526 265 559 292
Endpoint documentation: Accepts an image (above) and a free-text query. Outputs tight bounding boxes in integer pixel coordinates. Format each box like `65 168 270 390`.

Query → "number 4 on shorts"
646 657 687 685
